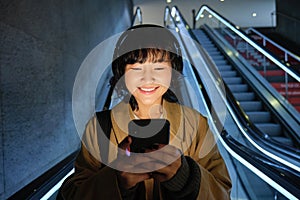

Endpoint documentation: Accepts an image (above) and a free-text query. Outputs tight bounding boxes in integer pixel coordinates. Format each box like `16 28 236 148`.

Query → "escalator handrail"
201 24 300 150
194 5 300 83
203 23 300 125
221 130 300 200
131 6 142 26
202 23 300 142
245 27 300 63
201 23 300 171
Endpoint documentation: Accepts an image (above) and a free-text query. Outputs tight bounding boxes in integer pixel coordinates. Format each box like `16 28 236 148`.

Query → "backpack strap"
96 110 112 164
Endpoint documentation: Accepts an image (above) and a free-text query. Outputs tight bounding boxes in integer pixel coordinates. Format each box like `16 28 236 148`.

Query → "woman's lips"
138 86 159 94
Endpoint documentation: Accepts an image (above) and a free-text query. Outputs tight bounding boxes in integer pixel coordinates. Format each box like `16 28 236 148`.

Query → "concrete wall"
0 0 132 198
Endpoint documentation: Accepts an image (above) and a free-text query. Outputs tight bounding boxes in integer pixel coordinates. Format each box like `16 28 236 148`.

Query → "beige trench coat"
59 100 232 199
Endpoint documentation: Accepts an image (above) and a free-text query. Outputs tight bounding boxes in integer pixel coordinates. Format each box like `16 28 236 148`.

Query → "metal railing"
194 5 300 103
131 6 142 26
245 27 300 65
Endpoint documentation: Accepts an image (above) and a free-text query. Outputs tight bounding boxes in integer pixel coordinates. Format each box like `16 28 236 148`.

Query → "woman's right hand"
115 137 151 189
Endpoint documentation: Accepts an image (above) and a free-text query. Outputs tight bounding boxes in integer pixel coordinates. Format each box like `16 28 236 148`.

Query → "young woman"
58 24 232 200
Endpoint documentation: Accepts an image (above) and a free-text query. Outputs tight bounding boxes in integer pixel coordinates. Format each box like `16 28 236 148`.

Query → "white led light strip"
40 168 74 200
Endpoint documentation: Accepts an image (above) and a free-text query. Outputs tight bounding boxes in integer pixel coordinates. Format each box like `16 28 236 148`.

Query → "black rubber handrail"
221 130 300 199
7 151 78 200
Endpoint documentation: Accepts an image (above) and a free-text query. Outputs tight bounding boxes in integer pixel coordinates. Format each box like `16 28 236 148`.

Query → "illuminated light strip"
195 6 300 82
40 168 74 200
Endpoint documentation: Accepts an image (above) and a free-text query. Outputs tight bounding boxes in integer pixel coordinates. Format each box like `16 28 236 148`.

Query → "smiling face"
125 61 172 109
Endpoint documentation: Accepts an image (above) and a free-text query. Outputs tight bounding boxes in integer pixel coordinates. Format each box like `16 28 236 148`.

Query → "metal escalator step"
253 65 278 71
202 44 215 49
217 65 232 71
220 71 237 77
255 123 282 136
211 55 224 60
223 77 242 84
207 51 222 56
214 60 228 65
239 101 262 111
205 46 218 51
207 50 220 55
233 92 255 101
228 84 248 92
246 111 271 123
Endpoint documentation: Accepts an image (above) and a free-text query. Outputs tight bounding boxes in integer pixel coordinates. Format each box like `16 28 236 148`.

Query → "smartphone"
128 119 170 153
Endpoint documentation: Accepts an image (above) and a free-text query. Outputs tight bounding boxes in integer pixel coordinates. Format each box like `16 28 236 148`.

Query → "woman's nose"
141 69 155 83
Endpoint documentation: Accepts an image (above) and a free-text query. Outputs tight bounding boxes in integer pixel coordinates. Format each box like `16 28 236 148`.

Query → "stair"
227 32 300 112
193 29 295 147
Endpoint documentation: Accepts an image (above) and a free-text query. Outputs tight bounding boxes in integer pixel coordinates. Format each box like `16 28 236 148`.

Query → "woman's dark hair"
110 24 183 110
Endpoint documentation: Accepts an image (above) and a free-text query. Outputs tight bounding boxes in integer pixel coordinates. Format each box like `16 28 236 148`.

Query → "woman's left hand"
143 144 182 182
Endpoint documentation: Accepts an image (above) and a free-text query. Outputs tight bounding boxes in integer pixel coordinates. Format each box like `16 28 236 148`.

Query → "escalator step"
228 84 248 92
207 51 221 56
211 55 224 60
223 77 242 84
207 51 222 56
202 44 215 49
255 123 282 136
220 71 237 77
253 65 278 71
233 92 255 101
205 46 218 51
214 60 228 65
217 65 232 71
239 101 262 111
246 111 271 123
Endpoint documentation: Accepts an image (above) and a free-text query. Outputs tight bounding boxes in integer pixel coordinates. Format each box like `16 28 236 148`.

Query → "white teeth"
140 87 155 92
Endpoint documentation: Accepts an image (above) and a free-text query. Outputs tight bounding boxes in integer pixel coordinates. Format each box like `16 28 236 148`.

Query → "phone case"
128 119 170 153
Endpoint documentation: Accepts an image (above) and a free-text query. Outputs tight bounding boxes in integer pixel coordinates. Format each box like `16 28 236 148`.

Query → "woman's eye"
131 67 142 71
154 67 165 70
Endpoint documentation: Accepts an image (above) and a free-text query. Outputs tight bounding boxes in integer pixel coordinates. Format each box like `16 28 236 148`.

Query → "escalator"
193 28 298 147
165 5 300 199
234 28 300 112
10 6 300 200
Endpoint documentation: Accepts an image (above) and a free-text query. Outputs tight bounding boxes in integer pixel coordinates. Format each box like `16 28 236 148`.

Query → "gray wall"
0 0 132 198
276 0 300 47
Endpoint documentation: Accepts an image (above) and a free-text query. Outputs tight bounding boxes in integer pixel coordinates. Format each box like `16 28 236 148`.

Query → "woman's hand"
114 137 151 189
113 137 182 188
144 144 182 182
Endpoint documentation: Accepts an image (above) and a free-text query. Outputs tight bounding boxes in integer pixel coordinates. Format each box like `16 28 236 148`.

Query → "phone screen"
128 119 170 153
